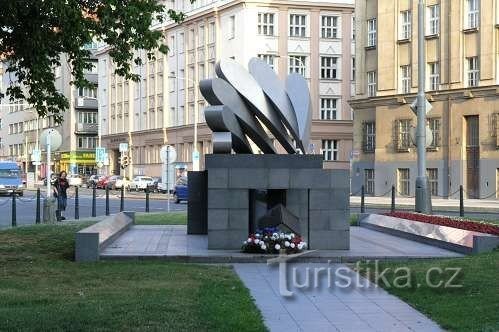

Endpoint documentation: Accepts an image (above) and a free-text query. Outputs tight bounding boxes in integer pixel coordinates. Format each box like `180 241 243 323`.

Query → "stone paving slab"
234 263 442 332
101 225 463 262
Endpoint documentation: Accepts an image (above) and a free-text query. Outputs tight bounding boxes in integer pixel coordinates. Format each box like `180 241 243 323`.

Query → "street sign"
410 98 433 116
160 145 177 164
192 150 200 163
31 149 41 162
40 128 62 151
103 152 110 166
119 143 129 153
97 162 103 168
95 147 106 162
409 125 434 148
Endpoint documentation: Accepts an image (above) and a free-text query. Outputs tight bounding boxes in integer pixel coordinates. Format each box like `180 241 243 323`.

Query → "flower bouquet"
242 227 307 254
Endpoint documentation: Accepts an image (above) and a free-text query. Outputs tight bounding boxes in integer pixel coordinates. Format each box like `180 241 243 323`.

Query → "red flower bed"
384 211 499 236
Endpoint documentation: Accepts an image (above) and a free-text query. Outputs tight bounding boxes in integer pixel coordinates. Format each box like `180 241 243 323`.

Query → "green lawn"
0 222 265 331
359 251 499 332
135 211 187 225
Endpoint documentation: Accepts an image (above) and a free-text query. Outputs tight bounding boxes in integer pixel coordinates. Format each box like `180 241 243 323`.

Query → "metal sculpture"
200 57 312 154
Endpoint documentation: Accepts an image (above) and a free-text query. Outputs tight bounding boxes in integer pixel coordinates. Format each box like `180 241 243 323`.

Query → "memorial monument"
187 57 350 250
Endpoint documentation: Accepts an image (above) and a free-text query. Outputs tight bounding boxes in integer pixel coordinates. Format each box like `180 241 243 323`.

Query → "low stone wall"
75 211 135 262
205 154 350 250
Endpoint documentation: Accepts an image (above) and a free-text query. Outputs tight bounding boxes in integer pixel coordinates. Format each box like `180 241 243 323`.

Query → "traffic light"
121 155 129 169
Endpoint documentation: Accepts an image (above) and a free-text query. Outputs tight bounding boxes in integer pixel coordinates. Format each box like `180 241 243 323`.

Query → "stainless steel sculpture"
200 57 312 154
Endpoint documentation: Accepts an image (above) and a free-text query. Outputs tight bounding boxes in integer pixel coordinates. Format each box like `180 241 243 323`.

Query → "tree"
0 0 187 121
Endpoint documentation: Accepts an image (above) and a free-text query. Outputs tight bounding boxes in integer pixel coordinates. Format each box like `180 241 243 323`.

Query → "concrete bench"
359 213 499 254
75 212 135 262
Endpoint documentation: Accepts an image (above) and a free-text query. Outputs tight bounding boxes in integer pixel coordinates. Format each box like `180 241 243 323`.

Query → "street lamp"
415 0 432 213
168 75 200 171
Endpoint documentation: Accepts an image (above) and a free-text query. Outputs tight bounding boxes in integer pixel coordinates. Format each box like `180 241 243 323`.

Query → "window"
428 117 441 148
188 29 195 48
427 5 440 35
400 10 411 40
351 57 355 80
198 25 205 45
77 136 97 149
467 56 479 87
467 0 479 29
198 64 205 81
288 56 306 76
400 65 411 94
258 54 276 69
229 15 235 39
364 169 375 195
362 121 376 152
78 112 97 124
428 62 440 91
367 71 376 97
367 18 376 47
322 139 338 161
320 56 338 79
208 22 216 43
320 98 338 120
427 168 438 196
351 16 355 40
397 168 410 196
395 119 412 151
321 16 338 39
178 33 184 53
78 86 97 98
258 13 275 36
289 14 306 37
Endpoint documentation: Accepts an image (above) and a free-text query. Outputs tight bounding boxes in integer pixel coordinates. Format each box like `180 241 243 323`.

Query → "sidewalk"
350 196 499 213
234 263 442 332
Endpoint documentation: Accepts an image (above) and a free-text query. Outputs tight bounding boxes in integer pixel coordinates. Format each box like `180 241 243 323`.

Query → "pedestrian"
53 171 69 221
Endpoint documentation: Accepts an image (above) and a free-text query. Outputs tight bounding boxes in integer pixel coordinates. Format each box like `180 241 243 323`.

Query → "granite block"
208 229 248 249
228 189 249 208
290 169 330 189
207 209 229 230
229 168 268 188
330 188 349 210
208 168 228 189
309 230 350 250
328 209 350 230
330 169 350 189
207 189 230 208
309 210 329 230
268 168 290 188
229 208 249 230
309 189 331 210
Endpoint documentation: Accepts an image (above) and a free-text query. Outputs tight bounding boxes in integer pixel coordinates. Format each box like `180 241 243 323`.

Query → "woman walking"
53 171 69 221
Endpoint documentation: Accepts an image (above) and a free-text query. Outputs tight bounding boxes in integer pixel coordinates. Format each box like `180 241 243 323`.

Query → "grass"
0 222 265 331
359 251 499 332
135 212 187 225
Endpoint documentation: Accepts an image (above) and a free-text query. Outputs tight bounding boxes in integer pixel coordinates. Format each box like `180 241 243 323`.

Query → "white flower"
290 233 295 238
302 242 307 249
297 243 303 250
247 238 252 243
275 244 281 250
243 240 247 244
261 244 267 250
272 232 278 238
254 239 260 244
290 243 296 249
280 233 285 239
284 241 290 247
255 233 261 238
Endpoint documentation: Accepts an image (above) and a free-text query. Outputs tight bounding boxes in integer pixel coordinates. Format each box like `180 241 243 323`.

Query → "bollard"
92 187 96 217
11 191 17 227
74 186 79 220
145 186 150 212
120 186 124 212
391 185 395 213
35 188 41 224
360 185 365 213
105 186 110 216
459 185 464 217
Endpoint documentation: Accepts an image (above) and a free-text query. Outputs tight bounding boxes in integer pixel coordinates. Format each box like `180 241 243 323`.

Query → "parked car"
173 176 188 203
107 175 128 190
129 176 154 191
0 161 24 196
96 176 111 189
157 182 169 194
151 177 161 192
68 174 83 187
86 174 100 188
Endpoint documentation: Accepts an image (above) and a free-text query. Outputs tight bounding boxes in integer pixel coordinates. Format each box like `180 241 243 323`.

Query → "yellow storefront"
59 151 97 175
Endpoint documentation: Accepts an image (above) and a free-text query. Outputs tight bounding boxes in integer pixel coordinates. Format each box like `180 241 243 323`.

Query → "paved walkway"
101 225 462 262
234 263 442 332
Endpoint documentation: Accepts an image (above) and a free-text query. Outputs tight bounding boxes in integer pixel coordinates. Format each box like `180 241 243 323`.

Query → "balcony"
75 97 98 110
75 122 98 134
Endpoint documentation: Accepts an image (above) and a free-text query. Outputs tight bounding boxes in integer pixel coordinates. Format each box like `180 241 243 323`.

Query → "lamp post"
415 0 432 213
168 75 200 171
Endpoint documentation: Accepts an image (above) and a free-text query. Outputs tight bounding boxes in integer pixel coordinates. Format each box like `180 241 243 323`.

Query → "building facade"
351 0 499 199
97 0 355 178
0 47 99 177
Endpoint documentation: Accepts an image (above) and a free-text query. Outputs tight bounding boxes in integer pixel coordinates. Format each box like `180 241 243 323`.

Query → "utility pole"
415 0 432 214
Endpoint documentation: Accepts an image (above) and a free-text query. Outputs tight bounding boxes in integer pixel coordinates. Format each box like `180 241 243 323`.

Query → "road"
0 188 187 229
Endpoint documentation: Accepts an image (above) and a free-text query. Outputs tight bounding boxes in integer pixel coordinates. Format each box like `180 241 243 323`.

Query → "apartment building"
97 0 355 178
0 46 99 177
351 0 499 199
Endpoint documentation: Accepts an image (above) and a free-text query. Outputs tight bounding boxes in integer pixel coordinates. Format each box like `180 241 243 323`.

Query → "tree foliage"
0 0 186 121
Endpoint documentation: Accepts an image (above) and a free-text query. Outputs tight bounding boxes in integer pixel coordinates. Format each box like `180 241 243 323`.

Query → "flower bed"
384 211 499 236
242 227 307 254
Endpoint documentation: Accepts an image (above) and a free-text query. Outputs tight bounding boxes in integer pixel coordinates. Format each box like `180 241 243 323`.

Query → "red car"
95 176 111 189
